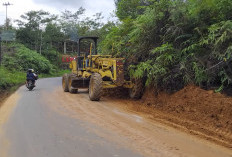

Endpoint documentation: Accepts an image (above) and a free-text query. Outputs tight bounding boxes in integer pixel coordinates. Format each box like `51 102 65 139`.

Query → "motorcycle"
26 80 35 91
26 72 38 91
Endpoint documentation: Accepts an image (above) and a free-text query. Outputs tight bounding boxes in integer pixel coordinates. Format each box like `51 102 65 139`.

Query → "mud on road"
102 85 232 148
43 86 232 157
1 80 232 157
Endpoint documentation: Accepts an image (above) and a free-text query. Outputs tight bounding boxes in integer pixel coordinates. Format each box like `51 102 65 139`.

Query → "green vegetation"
0 43 65 91
100 0 232 92
0 8 108 92
15 9 104 53
0 66 69 92
2 43 54 73
1 0 232 93
0 67 25 91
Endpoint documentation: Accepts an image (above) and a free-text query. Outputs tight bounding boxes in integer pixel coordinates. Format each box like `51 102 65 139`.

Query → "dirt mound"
101 85 232 147
0 91 11 108
140 85 232 147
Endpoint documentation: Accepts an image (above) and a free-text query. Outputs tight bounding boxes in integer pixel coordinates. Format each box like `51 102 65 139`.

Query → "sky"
0 0 116 26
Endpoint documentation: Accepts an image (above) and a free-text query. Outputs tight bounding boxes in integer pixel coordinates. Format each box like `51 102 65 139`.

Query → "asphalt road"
0 77 232 157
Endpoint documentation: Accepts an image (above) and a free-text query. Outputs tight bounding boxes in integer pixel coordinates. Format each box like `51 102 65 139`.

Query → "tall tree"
115 0 152 20
15 10 57 51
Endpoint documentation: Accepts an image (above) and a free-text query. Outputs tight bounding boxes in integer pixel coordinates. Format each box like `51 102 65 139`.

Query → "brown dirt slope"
137 85 232 148
0 91 11 108
103 85 232 148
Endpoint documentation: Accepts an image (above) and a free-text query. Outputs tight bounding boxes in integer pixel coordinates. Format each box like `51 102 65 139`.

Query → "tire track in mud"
147 108 232 148
44 87 232 157
44 89 181 157
148 113 232 148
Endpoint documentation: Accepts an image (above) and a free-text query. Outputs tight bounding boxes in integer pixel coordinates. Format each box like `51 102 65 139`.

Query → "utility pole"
3 2 13 30
0 37 2 65
39 32 42 55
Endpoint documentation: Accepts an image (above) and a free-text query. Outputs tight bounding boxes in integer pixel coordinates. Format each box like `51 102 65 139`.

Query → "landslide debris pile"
141 85 232 147
102 85 232 147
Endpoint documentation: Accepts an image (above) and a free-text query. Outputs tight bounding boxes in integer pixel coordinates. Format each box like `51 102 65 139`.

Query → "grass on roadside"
0 66 70 92
39 69 71 78
0 66 25 91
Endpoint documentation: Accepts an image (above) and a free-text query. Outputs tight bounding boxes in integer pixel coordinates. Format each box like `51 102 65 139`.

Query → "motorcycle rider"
26 69 38 86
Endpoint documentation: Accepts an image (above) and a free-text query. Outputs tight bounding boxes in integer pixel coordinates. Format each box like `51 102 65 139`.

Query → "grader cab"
62 36 143 101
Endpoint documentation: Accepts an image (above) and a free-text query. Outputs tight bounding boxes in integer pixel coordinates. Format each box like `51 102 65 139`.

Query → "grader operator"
62 36 143 101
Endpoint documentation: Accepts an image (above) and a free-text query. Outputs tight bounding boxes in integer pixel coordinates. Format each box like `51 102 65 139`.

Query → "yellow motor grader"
62 36 143 101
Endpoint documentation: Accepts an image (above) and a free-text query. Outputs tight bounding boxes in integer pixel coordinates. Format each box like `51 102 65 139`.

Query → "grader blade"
71 78 90 89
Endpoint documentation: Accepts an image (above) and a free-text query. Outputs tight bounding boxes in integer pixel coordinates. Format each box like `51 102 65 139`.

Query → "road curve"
0 77 231 157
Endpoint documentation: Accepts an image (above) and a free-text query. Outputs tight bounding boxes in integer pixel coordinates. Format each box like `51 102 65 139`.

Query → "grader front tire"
129 78 144 99
68 75 78 94
89 73 102 101
62 74 69 92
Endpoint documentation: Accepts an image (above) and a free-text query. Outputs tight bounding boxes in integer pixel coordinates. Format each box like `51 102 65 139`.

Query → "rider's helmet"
27 69 34 73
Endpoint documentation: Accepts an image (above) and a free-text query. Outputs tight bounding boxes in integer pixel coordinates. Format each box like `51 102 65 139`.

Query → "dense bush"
0 67 25 90
41 48 60 66
2 43 54 74
100 0 232 92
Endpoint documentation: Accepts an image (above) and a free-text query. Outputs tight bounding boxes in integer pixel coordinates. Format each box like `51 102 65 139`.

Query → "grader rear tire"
89 73 102 101
68 75 78 94
62 73 69 92
129 78 144 99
